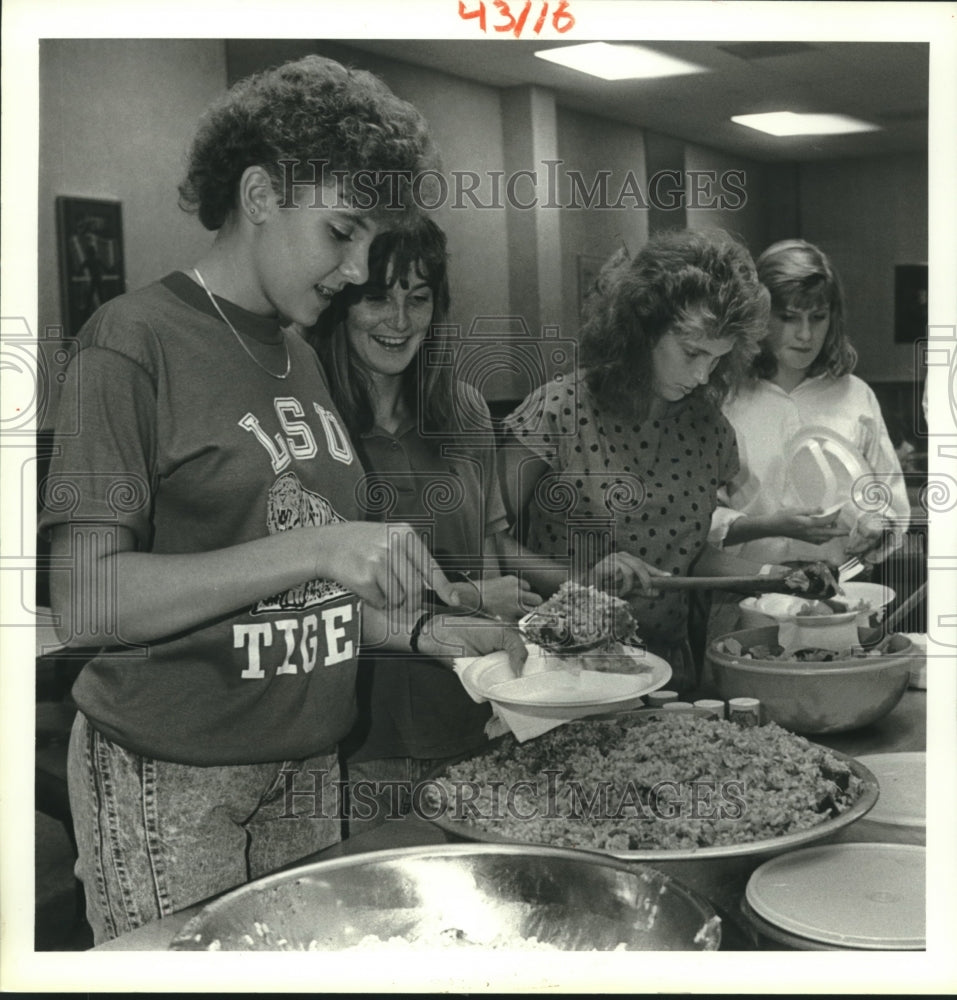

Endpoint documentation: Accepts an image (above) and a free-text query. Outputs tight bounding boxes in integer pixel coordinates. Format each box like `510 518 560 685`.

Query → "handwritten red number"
459 0 487 31
512 0 533 37
493 0 514 33
553 0 575 32
463 0 573 37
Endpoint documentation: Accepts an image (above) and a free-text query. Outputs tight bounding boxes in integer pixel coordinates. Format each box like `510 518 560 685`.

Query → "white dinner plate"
461 648 672 711
812 501 847 520
745 843 925 950
855 751 926 827
784 426 870 513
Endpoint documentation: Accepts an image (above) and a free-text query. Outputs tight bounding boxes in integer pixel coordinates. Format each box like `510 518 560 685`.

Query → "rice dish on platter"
426 715 865 853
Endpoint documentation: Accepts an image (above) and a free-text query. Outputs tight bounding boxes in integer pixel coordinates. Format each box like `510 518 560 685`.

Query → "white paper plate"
462 649 672 711
785 427 869 512
855 752 926 827
813 501 847 520
746 843 925 949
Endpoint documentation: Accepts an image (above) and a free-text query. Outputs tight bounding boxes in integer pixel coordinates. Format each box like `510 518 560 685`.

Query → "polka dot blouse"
503 372 740 647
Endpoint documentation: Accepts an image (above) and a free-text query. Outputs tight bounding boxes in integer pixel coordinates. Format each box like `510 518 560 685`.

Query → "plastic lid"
856 752 926 827
746 843 925 949
740 897 847 951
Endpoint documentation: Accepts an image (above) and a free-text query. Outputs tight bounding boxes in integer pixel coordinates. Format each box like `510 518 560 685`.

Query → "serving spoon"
607 560 841 600
629 574 841 599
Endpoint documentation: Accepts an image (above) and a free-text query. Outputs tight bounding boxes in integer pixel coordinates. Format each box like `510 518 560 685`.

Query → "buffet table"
93 688 926 952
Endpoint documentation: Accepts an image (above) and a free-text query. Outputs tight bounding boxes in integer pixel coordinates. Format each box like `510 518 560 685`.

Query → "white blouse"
709 373 911 566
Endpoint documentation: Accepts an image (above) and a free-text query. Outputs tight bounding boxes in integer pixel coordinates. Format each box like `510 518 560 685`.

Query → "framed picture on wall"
55 196 126 337
893 263 928 344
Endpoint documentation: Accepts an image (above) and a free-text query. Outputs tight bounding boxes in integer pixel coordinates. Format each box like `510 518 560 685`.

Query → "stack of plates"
744 843 926 950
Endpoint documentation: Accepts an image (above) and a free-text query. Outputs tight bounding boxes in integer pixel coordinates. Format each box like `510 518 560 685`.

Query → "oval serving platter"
425 710 879 863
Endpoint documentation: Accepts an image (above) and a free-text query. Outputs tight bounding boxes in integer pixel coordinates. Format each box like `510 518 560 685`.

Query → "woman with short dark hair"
40 55 523 943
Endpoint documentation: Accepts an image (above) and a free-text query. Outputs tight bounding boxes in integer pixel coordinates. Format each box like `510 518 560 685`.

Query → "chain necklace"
191 267 291 379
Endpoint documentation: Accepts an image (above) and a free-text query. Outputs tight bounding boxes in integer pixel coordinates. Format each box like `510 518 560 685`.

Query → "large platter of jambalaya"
423 711 878 861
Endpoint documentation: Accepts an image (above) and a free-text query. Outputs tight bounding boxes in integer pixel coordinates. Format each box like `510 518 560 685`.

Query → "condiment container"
693 699 725 720
646 690 679 708
728 696 762 727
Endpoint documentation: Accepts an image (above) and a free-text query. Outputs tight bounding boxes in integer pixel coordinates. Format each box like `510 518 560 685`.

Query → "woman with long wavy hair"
307 218 540 832
500 228 774 690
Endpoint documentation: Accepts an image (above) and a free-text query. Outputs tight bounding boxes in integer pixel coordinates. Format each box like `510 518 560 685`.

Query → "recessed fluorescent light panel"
731 112 881 136
534 43 708 81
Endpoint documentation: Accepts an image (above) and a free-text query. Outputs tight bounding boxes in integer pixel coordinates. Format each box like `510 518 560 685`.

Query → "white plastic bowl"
739 582 895 630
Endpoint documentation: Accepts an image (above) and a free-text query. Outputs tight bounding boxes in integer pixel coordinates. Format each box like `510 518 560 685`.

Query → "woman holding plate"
708 240 910 572
500 229 775 690
39 55 523 943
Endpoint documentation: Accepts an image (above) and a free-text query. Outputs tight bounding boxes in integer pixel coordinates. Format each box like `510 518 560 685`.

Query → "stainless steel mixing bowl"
169 843 721 951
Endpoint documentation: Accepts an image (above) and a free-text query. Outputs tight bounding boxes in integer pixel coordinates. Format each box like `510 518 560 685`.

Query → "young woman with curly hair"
500 229 776 690
307 220 542 832
39 55 523 943
709 239 910 570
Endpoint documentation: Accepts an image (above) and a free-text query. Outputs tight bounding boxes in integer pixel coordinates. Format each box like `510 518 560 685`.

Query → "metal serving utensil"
632 574 841 598
606 559 841 599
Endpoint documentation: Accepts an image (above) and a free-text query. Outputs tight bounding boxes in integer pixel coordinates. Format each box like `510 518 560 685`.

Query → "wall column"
501 87 563 329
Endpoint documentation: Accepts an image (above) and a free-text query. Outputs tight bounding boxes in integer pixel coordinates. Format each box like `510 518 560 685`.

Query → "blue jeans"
67 712 343 944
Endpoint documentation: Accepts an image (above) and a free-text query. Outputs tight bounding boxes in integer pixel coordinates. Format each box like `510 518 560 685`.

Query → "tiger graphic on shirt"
252 470 351 614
